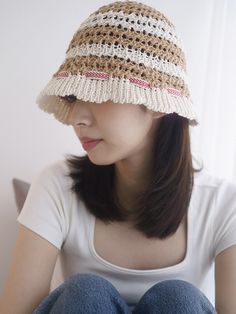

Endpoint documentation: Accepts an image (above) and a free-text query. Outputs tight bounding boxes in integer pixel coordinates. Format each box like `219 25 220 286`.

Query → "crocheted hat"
36 0 199 127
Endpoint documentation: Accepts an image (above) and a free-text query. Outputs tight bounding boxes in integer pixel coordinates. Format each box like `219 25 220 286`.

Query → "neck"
114 160 152 214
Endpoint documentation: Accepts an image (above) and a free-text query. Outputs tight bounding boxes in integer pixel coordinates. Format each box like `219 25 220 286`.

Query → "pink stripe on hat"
129 78 151 89
167 87 182 97
85 71 110 80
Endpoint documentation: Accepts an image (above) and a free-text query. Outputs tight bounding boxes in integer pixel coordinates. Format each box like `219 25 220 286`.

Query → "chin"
87 154 115 166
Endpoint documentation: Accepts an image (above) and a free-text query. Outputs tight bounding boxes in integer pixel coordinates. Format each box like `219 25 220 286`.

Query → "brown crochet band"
36 0 199 127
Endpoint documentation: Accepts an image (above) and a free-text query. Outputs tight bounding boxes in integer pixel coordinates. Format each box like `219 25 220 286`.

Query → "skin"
66 97 166 210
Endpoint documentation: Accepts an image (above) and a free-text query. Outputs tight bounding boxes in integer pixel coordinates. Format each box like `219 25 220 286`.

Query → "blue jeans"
33 273 217 313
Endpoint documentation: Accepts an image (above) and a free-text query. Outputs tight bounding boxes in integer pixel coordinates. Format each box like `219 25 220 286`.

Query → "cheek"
96 103 152 143
104 115 152 146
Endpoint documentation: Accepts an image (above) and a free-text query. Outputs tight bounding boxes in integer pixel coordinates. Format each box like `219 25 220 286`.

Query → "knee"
149 279 204 302
154 279 201 296
136 279 215 313
64 273 118 296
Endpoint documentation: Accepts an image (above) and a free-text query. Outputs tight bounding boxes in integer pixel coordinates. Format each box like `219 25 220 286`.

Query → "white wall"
1 0 235 306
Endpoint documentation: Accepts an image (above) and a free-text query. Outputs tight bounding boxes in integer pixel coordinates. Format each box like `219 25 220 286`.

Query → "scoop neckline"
88 201 193 275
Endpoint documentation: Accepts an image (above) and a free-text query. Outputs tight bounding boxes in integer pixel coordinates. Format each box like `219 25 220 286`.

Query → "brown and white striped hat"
36 0 199 126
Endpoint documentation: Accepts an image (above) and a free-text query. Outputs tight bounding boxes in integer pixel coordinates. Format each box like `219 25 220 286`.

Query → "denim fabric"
33 273 217 314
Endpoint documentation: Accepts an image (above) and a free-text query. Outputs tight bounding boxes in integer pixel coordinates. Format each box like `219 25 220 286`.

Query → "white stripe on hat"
66 43 188 83
77 10 183 50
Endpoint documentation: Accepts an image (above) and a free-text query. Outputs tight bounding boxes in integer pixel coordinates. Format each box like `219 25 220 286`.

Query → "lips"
81 139 102 151
80 137 101 143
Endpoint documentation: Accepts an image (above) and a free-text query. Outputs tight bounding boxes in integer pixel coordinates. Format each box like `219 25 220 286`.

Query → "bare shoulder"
215 244 236 314
0 224 59 314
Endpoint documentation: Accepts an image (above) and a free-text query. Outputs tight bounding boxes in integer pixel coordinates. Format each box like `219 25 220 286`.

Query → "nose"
68 102 93 127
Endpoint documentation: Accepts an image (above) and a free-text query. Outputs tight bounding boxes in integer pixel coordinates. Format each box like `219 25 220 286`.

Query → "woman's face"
65 96 166 166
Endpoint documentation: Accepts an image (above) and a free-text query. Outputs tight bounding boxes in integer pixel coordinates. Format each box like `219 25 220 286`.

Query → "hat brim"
36 74 199 127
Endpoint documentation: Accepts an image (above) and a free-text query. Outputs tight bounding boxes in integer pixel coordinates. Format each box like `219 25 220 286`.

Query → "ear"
152 111 167 119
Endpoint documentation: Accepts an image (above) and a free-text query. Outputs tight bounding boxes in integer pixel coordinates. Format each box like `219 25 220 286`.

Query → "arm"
215 244 236 314
0 224 59 314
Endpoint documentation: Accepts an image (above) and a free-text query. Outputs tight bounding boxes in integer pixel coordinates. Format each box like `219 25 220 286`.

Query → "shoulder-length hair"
64 113 203 239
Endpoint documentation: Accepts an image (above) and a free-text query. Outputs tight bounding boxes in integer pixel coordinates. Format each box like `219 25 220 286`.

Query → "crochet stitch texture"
36 0 199 126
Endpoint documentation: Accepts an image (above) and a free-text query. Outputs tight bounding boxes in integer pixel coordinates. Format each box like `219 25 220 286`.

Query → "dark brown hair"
64 113 203 240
